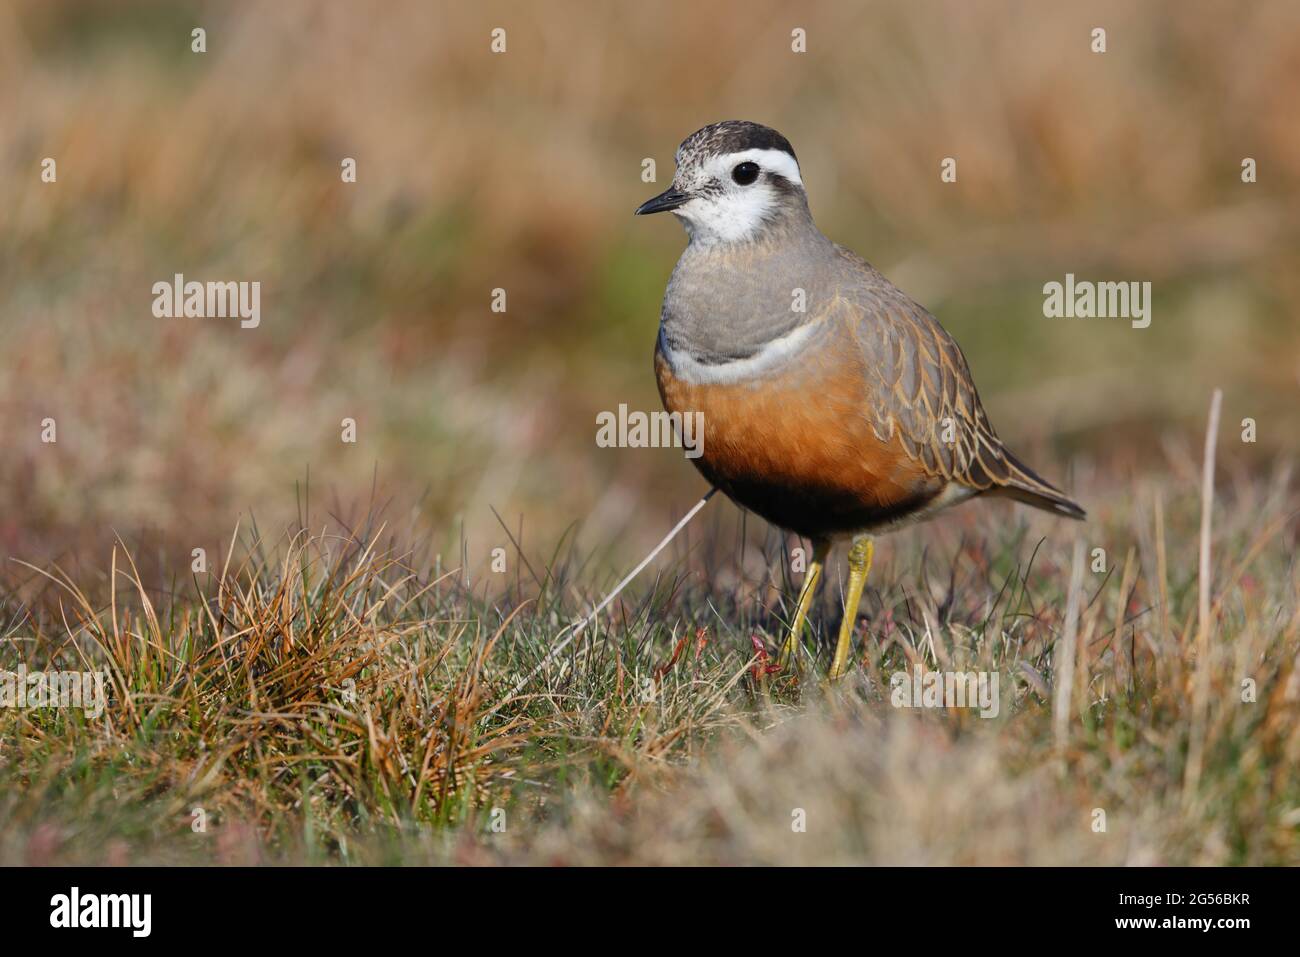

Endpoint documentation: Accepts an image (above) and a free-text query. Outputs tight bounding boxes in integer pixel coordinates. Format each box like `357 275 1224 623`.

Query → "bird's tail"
989 449 1086 521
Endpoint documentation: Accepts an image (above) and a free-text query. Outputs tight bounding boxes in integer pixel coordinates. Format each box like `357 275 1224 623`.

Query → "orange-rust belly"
655 344 942 540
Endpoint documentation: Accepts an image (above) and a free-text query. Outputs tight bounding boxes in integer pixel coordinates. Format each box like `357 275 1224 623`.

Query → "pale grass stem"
1053 538 1086 750
482 488 719 720
1183 388 1222 802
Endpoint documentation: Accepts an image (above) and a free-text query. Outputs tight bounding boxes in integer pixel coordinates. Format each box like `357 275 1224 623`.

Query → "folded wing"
835 245 1086 520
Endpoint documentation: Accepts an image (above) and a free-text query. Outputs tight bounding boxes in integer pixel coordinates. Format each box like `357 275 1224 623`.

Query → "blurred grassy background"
1 0 1297 585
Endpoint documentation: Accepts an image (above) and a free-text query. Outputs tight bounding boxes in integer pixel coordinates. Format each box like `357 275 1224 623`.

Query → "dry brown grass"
2 0 1298 573
0 0 1297 867
2 452 1296 865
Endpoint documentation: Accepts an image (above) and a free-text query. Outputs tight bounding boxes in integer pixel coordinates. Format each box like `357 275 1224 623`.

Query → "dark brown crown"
676 121 797 164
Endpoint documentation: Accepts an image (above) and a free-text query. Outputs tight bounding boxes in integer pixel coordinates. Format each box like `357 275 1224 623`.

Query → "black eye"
732 161 760 185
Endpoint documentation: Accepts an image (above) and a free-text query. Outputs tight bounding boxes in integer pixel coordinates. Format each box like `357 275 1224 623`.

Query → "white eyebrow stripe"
712 148 803 187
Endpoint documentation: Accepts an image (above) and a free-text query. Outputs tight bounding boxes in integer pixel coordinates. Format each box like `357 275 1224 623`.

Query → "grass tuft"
2 466 1298 864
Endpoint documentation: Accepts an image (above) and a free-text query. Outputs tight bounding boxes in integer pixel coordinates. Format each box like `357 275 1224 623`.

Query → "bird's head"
635 120 809 246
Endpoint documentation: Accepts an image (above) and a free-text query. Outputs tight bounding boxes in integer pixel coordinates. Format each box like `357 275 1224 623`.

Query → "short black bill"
635 188 690 215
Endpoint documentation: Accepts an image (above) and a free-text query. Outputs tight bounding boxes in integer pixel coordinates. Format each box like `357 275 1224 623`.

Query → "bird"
635 120 1084 679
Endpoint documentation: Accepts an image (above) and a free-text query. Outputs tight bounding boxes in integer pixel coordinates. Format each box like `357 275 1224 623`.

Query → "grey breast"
659 220 844 369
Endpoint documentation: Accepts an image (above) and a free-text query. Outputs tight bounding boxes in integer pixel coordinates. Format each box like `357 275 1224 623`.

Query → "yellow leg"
778 539 829 670
829 537 873 680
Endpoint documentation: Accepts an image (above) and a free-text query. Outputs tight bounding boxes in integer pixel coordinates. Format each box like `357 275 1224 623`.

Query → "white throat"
674 148 804 246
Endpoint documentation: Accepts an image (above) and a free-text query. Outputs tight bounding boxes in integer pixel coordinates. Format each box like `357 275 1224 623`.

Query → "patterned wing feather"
834 245 1085 519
